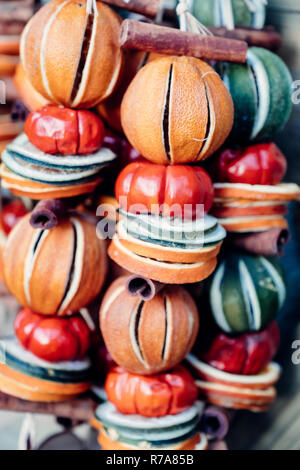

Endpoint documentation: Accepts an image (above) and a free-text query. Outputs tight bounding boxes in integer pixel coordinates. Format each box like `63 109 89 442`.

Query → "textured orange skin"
121 56 233 164
97 52 162 132
214 186 300 201
0 165 102 199
100 277 199 375
3 213 107 316
97 51 147 133
14 64 49 112
219 216 288 232
108 237 217 284
21 0 123 108
98 428 203 451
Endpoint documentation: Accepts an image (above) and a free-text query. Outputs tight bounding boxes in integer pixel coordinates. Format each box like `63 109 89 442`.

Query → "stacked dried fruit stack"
91 0 243 450
95 0 299 450
0 0 36 154
0 207 108 401
0 0 121 402
180 0 299 415
96 277 209 450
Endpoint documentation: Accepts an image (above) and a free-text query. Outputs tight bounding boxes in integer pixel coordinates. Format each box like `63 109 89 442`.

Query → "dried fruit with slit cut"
20 0 123 108
99 276 199 375
121 56 234 165
3 213 107 316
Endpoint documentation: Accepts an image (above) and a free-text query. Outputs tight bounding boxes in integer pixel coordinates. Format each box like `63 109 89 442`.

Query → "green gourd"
209 253 286 333
192 0 265 29
220 47 293 143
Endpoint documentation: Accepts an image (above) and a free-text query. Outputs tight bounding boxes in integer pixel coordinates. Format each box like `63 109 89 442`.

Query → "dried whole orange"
20 0 123 108
121 56 234 164
97 51 147 133
100 277 199 375
14 64 50 112
97 52 162 133
3 213 107 316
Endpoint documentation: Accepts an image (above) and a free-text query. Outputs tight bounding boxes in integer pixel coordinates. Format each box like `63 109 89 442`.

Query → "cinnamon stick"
120 20 248 63
227 228 290 257
200 406 231 440
210 26 282 51
30 197 82 230
101 0 160 18
126 275 164 301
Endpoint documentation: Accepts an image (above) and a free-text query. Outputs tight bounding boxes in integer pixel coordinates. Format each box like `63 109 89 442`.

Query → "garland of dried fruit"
0 0 299 451
0 0 120 403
